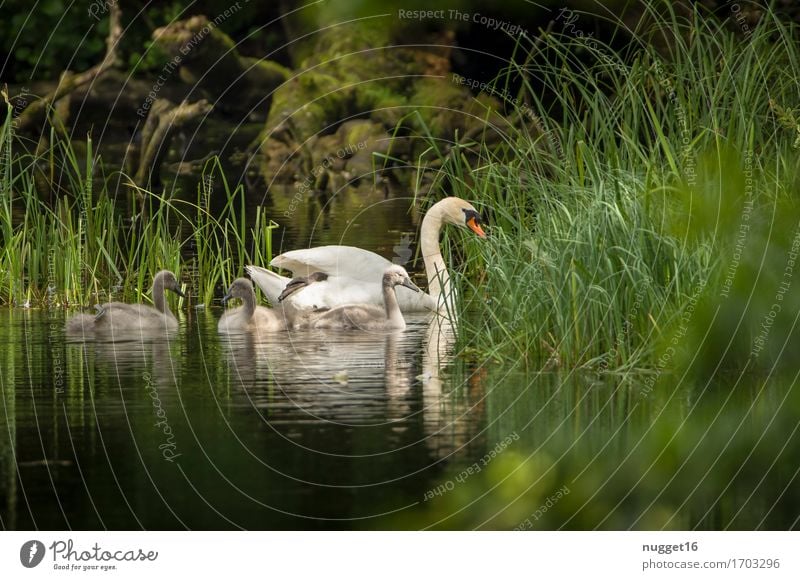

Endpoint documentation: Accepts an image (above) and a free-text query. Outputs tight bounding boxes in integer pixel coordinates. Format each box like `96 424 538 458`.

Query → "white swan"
246 196 485 313
295 265 420 331
65 270 184 335
218 278 287 333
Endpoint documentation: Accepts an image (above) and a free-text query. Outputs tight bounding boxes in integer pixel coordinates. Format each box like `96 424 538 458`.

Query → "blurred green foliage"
392 374 799 529
0 0 108 82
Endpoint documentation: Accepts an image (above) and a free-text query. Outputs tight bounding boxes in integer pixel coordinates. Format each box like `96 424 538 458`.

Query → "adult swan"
246 197 485 312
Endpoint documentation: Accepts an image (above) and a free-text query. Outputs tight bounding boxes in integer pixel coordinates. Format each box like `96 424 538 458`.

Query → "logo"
392 233 413 265
20 540 46 568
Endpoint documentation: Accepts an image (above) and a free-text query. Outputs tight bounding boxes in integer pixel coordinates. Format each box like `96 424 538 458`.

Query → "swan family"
65 197 485 335
296 265 420 331
246 196 485 313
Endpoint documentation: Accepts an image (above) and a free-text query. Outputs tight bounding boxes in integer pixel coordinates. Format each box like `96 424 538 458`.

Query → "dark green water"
0 309 463 528
1 306 796 530
0 305 639 530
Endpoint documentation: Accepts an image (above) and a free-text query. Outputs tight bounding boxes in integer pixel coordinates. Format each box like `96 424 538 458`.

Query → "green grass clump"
414 1 799 372
453 172 710 370
0 102 277 309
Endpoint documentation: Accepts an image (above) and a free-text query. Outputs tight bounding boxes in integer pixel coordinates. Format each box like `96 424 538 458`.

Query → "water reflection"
0 308 494 527
419 314 471 458
71 334 180 377
0 309 660 529
218 314 437 427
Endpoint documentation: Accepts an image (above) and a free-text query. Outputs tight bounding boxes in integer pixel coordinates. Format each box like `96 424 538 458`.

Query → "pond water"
1 306 795 529
0 305 651 530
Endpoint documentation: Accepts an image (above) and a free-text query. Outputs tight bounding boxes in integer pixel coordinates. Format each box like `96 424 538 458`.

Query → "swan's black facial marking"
169 276 186 297
462 208 483 225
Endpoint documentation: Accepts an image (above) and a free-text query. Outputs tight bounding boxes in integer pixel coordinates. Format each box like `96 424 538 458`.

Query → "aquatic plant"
0 101 276 308
410 2 799 372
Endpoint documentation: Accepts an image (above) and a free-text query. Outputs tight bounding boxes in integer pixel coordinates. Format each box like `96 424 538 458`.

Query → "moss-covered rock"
335 119 392 181
267 72 355 139
257 16 528 190
259 19 460 182
409 78 510 140
152 15 290 117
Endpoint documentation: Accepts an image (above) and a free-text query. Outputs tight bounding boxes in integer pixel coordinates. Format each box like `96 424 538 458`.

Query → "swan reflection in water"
219 311 480 458
65 327 180 378
218 319 427 426
63 327 183 447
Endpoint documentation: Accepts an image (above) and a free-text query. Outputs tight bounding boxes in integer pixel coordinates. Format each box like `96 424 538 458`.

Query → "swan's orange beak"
467 217 486 238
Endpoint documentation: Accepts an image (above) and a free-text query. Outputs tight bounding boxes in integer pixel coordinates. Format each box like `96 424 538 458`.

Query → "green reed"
0 102 276 308
413 2 799 371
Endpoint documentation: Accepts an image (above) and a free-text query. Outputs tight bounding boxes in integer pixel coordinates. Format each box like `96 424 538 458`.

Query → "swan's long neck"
383 280 405 328
241 288 256 320
420 204 450 305
152 275 172 318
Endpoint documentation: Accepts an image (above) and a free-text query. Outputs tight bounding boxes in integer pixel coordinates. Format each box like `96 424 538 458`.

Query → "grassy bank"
0 104 277 308
421 2 800 373
395 3 800 530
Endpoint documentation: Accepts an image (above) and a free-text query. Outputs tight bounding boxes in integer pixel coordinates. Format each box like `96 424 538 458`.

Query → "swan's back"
95 303 178 332
271 245 392 283
218 305 286 333
252 307 288 332
65 314 96 335
306 303 391 330
218 277 288 333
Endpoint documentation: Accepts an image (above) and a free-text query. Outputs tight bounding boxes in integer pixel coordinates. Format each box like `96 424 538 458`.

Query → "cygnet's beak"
173 286 186 299
402 278 421 292
221 292 232 306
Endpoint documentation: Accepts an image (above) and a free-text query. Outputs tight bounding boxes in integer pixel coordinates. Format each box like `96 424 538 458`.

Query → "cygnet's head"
154 270 186 297
222 278 256 306
278 271 329 302
382 265 421 292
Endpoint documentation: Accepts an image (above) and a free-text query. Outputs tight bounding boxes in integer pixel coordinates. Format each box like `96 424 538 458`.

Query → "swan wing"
285 278 379 310
94 303 167 330
245 265 292 305
97 302 160 318
253 246 437 312
270 245 392 283
248 263 376 310
311 303 387 329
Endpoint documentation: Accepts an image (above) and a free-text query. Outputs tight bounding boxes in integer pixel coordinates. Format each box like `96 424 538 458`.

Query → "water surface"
2 307 789 529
